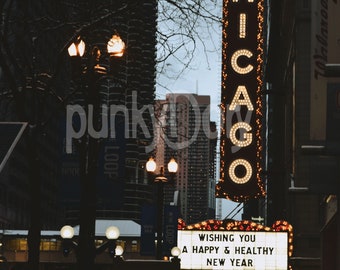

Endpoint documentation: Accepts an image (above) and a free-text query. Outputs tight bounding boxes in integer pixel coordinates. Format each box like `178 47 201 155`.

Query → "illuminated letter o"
229 159 252 184
231 49 253 74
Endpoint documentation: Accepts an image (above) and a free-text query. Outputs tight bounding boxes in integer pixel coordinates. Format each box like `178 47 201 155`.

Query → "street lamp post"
170 246 181 268
146 157 178 260
67 33 125 270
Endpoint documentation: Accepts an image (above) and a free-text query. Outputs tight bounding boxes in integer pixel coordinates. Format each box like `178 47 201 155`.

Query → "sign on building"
177 220 292 270
216 0 266 201
178 231 287 270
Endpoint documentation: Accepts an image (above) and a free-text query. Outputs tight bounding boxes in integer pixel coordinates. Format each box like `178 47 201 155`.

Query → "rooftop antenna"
196 80 199 94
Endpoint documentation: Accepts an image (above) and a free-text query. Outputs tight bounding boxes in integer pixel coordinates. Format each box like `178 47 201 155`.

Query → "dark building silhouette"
265 0 340 269
0 1 158 229
219 0 339 269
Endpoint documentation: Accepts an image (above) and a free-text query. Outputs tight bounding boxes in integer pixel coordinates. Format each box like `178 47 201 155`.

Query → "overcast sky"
155 2 243 220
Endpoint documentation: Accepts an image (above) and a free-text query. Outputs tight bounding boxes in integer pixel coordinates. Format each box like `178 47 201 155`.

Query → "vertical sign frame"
216 0 266 202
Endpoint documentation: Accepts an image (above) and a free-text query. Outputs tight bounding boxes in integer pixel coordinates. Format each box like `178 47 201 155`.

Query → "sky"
155 1 243 220
155 42 222 121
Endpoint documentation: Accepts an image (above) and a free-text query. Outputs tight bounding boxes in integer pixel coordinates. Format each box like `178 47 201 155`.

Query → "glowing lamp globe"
115 245 124 256
60 225 75 239
105 226 120 240
171 246 181 257
107 35 125 57
68 39 85 57
146 157 157 172
167 158 178 173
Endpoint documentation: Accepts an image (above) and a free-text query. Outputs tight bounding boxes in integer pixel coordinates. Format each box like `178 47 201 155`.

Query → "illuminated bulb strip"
239 13 246 38
231 49 254 74
218 0 229 199
255 0 266 197
229 159 252 184
229 122 252 147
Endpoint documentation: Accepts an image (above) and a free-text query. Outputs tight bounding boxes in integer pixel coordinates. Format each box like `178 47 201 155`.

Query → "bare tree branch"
157 0 222 91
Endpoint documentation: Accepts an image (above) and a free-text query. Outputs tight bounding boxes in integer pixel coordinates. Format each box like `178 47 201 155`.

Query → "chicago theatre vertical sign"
216 0 266 202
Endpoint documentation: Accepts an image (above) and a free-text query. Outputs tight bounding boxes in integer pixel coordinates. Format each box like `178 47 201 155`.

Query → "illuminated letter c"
231 49 253 74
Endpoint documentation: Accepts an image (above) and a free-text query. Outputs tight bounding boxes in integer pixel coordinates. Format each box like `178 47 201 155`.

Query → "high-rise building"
155 93 216 225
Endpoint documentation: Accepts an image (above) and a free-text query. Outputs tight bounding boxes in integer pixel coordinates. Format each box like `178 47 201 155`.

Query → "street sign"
140 204 156 256
163 205 179 256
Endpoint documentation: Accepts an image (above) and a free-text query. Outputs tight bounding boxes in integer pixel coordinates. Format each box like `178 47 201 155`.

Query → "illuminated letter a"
229 85 254 111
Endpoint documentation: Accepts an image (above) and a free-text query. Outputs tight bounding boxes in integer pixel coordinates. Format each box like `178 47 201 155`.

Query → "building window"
131 240 138 252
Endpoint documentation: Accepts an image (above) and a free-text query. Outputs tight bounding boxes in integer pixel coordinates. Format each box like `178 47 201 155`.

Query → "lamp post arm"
61 239 78 257
95 240 110 255
95 239 116 255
